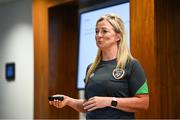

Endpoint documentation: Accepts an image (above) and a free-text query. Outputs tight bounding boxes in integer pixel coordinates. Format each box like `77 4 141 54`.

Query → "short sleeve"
83 64 92 83
128 60 149 96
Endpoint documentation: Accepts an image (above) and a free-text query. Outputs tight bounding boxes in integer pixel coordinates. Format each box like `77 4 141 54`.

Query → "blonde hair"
85 13 133 83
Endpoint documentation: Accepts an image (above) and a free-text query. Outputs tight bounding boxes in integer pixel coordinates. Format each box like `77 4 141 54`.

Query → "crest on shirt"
112 67 125 79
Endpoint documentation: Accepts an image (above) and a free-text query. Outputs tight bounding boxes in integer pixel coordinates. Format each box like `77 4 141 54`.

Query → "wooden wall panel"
33 0 78 119
33 0 50 118
131 0 180 118
130 0 161 118
48 3 78 119
155 0 180 118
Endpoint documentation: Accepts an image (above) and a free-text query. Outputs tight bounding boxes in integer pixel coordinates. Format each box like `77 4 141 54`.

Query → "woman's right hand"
49 95 69 108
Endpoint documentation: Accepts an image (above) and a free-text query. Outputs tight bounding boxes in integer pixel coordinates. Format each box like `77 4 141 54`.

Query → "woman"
49 13 149 119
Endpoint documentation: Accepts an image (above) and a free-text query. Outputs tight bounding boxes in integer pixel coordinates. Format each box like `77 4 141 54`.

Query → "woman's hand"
83 96 111 111
49 95 68 108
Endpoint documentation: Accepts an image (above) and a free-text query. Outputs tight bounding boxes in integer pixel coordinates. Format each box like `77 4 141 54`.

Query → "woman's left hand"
83 96 112 111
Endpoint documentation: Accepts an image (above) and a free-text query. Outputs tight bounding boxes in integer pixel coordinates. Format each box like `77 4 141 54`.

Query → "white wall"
0 0 34 119
79 90 86 119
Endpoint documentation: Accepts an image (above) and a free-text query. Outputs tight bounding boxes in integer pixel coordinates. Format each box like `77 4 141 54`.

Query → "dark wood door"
33 0 78 119
48 3 79 119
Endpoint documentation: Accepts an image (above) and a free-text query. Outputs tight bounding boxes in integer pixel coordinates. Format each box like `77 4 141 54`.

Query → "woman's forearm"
66 97 86 113
116 95 149 112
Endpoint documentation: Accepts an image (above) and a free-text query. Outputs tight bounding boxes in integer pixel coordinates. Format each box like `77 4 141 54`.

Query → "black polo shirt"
84 58 148 119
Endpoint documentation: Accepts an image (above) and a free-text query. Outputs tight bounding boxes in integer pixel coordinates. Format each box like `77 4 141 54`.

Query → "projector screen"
77 1 130 89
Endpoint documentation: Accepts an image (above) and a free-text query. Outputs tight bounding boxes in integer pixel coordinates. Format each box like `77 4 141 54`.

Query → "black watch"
111 97 117 107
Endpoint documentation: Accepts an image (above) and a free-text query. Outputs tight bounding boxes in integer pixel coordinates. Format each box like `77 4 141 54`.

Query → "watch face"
111 100 117 107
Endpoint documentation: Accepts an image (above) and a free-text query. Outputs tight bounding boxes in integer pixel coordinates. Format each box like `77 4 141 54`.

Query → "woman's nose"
96 31 103 37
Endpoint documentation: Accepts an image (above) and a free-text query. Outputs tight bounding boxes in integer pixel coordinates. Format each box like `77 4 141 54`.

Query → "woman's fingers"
83 99 94 106
83 96 111 111
83 98 97 111
49 100 63 108
49 95 68 109
87 106 97 111
49 101 52 105
83 102 95 110
53 100 58 107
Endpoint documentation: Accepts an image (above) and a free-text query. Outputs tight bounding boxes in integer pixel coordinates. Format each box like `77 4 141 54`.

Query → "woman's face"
95 19 120 50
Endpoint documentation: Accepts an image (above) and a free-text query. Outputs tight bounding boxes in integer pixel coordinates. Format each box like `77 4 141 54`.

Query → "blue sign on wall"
5 63 15 81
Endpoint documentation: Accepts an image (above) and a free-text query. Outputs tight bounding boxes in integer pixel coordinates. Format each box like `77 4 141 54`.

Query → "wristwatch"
111 97 118 107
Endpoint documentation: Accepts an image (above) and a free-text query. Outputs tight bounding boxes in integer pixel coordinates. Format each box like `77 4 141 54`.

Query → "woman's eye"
95 29 108 35
102 30 108 34
95 30 99 34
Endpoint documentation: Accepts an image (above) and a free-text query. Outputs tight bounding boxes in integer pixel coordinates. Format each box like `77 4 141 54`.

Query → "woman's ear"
116 33 121 42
